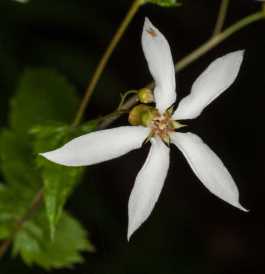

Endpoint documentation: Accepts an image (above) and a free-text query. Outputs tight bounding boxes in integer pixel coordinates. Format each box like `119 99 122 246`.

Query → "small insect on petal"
142 17 176 113
147 27 157 37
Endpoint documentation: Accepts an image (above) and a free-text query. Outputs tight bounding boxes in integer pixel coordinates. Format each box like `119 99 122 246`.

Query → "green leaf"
13 211 94 270
31 121 97 237
0 129 94 268
31 123 89 238
143 0 181 7
9 68 79 136
6 67 83 237
0 130 40 190
0 184 17 239
41 161 82 239
0 130 41 235
0 129 39 240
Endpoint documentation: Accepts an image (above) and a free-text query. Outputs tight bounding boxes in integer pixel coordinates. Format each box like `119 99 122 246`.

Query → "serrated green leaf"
41 161 82 239
0 67 96 268
144 0 181 7
0 128 94 268
13 211 94 270
0 129 41 240
0 183 25 239
6 67 85 237
31 124 86 238
0 130 40 190
9 68 79 136
0 130 41 228
0 186 16 239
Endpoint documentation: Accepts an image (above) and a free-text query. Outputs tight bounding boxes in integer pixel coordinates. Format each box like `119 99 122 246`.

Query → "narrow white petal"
128 138 170 240
171 132 247 211
173 51 244 120
40 126 150 167
142 17 176 113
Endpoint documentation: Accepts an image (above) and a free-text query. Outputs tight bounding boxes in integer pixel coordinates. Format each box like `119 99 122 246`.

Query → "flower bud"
128 104 157 126
137 88 154 104
141 109 157 126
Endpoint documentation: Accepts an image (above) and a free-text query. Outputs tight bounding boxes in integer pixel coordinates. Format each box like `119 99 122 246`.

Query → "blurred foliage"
0 129 40 240
0 69 95 268
31 124 84 238
13 211 94 270
10 68 83 236
145 0 181 7
9 69 79 136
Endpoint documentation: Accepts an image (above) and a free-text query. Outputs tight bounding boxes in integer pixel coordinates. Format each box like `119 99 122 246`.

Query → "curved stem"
72 0 142 127
118 90 137 109
176 11 264 72
213 0 230 36
98 95 139 129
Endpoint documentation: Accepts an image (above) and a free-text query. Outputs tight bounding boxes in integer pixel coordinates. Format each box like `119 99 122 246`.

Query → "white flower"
41 17 248 240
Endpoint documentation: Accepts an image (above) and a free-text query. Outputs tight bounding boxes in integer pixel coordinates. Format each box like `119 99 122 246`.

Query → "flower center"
128 104 185 144
150 112 174 142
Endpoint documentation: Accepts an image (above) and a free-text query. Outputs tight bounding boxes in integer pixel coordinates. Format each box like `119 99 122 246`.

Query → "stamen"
150 112 176 141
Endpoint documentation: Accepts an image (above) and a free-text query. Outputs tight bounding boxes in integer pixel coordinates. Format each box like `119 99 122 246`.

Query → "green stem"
118 90 138 109
98 95 139 129
213 0 230 36
72 0 142 127
176 11 264 72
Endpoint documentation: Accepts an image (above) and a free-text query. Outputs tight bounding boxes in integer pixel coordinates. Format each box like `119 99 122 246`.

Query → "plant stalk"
213 0 230 36
72 0 142 127
175 11 264 72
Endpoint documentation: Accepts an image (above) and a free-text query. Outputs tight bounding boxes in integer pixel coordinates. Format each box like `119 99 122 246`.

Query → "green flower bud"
128 104 157 126
137 88 154 104
141 108 157 126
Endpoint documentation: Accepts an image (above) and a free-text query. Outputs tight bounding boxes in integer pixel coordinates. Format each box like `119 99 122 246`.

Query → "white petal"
128 138 170 240
171 132 247 211
142 17 176 113
173 51 244 120
40 126 150 167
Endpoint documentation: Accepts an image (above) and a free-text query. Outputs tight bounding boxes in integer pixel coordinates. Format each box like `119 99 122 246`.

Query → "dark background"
0 0 265 273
